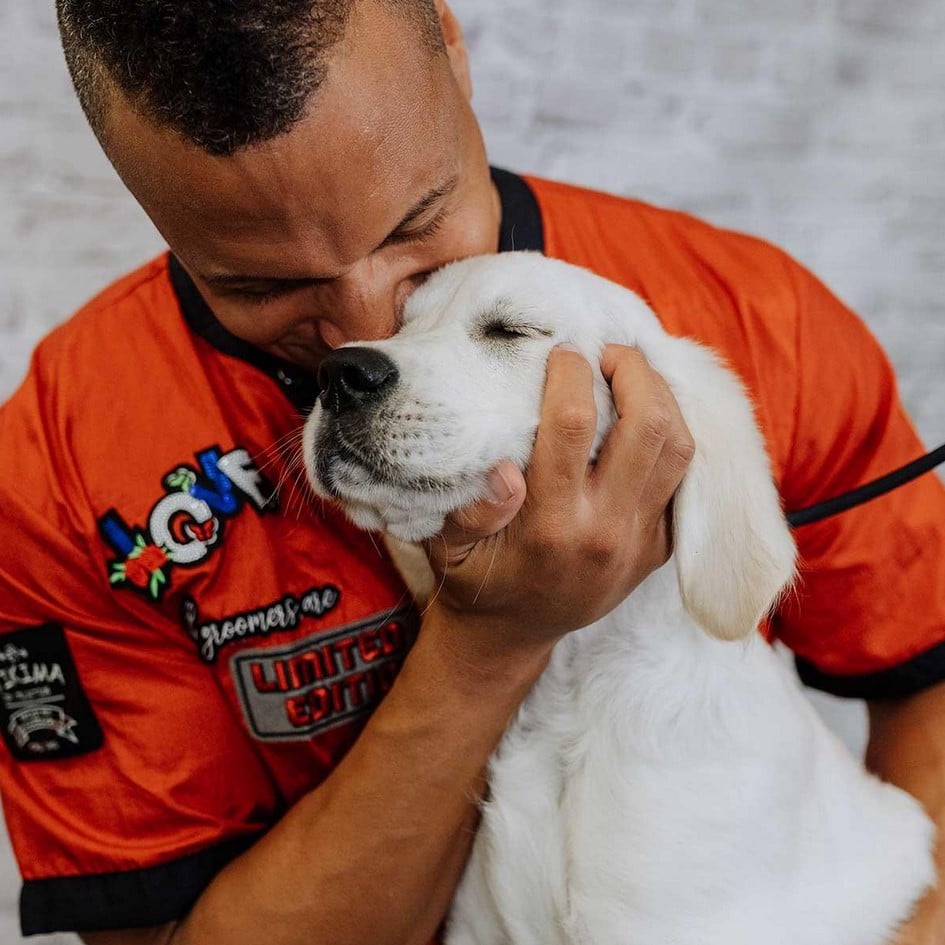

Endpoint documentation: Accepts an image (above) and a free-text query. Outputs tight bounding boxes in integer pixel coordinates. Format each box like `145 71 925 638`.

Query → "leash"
786 442 945 528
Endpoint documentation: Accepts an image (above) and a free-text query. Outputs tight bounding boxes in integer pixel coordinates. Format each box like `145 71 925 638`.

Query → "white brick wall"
1 1 942 939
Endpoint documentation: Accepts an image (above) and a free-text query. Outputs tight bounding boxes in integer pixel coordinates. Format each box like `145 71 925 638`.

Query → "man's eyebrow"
200 176 460 291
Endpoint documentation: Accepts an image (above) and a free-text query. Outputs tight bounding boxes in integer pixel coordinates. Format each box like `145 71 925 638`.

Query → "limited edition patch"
231 608 419 741
0 623 103 761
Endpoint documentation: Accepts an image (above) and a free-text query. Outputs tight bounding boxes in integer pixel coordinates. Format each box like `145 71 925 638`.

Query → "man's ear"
434 0 473 101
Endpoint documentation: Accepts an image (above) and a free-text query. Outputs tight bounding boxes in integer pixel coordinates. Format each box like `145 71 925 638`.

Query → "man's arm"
80 345 692 945
79 625 513 945
867 680 945 944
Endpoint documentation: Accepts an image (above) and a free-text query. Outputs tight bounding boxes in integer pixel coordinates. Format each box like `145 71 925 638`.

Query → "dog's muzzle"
317 346 399 414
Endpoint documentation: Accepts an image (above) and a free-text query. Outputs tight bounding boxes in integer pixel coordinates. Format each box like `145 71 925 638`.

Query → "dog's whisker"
255 433 295 464
257 428 305 470
379 588 412 626
265 462 295 510
275 437 305 471
257 431 307 511
419 533 450 617
366 530 382 558
265 425 304 454
275 442 308 522
287 449 315 521
269 441 306 512
471 540 500 606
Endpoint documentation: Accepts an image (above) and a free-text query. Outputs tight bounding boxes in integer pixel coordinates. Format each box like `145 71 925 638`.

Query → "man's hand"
425 343 694 659
891 920 936 945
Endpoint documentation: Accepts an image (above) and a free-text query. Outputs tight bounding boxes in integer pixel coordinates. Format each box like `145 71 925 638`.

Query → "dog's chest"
472 568 818 940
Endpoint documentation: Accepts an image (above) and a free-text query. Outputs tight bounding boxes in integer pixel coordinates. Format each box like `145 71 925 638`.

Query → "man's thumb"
427 461 526 567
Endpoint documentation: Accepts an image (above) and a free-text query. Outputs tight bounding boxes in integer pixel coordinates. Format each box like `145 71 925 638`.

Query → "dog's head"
303 253 621 540
303 252 795 639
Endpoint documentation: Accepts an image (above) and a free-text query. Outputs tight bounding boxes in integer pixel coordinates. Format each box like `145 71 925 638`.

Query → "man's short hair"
56 0 444 156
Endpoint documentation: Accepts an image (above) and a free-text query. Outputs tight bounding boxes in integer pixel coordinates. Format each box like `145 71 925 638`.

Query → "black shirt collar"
491 166 544 253
168 253 320 412
169 166 544 412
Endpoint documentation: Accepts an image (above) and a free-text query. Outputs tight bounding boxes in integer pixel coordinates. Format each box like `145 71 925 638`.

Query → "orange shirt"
1 168 943 936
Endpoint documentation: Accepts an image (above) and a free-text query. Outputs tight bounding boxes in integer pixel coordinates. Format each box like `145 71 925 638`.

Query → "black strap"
787 442 945 528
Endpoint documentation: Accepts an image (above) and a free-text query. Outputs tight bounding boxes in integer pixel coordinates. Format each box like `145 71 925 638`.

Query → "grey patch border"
230 607 418 742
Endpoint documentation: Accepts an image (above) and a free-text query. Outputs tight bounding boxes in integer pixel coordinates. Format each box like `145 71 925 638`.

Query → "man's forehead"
103 0 459 273
200 172 462 285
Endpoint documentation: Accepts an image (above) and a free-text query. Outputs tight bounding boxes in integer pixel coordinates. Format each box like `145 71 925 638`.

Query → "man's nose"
317 269 431 347
318 347 399 413
393 270 430 323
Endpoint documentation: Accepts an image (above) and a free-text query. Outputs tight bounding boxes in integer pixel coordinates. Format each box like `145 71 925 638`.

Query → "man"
0 1 943 943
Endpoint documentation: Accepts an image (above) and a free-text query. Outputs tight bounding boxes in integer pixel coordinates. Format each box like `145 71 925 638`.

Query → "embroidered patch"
0 624 103 761
181 584 342 664
98 444 275 601
230 608 419 741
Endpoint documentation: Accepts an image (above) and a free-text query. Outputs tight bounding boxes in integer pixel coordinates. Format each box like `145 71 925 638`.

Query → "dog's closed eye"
478 320 554 342
475 298 555 343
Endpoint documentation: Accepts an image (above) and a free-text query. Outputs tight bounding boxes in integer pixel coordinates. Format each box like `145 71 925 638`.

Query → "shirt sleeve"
0 369 278 936
773 262 945 699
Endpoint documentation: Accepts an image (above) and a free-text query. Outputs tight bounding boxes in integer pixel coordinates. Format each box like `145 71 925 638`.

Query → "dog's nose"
317 347 399 413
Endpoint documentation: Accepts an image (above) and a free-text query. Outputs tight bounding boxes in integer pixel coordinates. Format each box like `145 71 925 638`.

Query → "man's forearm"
169 608 552 945
867 680 945 944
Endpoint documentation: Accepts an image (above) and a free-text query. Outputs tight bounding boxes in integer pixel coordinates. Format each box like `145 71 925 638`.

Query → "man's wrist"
419 601 556 693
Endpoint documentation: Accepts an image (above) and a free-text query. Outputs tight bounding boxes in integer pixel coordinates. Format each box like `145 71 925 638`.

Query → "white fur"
303 253 934 945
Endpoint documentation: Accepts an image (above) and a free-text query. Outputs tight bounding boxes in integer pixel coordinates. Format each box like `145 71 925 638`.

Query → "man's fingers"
600 344 652 406
528 346 597 508
426 344 692 577
594 344 694 515
426 461 526 567
593 346 664 488
427 346 596 573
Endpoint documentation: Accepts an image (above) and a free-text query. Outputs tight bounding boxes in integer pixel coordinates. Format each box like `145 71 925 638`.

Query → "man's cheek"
439 209 497 258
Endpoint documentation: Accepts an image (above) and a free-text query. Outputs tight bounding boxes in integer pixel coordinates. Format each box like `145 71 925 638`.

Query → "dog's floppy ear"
660 340 796 641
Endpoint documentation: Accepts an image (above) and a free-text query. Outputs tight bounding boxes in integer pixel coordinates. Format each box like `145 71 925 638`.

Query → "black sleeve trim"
796 638 945 700
20 833 261 936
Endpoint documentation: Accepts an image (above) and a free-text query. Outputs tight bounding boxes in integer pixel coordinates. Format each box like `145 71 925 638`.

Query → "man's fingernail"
485 468 515 505
556 343 580 352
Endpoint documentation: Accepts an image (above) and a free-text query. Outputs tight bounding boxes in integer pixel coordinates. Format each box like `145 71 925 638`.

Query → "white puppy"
302 253 934 945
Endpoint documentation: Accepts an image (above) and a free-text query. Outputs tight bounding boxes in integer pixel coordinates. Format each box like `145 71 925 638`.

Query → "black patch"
0 624 103 761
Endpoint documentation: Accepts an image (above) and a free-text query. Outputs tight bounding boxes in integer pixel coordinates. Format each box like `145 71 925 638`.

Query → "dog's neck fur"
551 560 774 758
